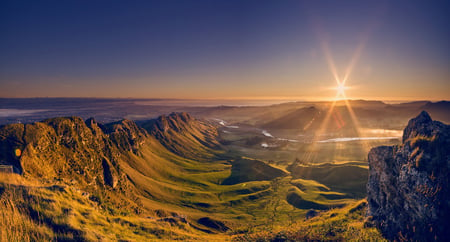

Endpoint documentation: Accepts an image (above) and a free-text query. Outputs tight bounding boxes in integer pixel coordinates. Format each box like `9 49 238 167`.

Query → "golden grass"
233 200 386 241
0 126 380 241
0 164 384 242
0 179 53 241
0 171 234 241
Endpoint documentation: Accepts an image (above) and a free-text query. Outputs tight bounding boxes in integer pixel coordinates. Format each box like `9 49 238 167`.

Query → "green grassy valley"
1 112 388 241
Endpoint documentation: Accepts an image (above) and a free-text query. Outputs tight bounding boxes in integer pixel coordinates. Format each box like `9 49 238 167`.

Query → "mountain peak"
153 112 194 132
141 113 220 160
165 112 193 123
416 110 432 122
402 110 440 142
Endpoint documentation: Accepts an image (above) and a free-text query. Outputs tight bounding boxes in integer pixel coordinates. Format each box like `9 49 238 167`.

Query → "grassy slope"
1 144 378 241
0 173 227 241
233 199 386 241
0 114 385 241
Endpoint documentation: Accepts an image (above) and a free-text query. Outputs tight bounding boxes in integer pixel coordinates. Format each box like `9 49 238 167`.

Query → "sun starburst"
335 83 348 99
298 30 374 165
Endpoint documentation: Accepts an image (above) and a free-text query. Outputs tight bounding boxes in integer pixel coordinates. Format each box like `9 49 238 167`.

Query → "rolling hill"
0 111 387 240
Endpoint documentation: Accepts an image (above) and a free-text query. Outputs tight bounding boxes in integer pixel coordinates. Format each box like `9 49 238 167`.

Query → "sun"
335 82 348 99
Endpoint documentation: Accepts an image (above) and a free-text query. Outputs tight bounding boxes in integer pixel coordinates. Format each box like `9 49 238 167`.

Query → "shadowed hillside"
261 106 322 130
222 158 288 185
289 162 368 198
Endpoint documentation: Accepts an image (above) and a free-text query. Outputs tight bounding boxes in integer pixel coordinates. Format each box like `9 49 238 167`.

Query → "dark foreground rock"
367 111 450 241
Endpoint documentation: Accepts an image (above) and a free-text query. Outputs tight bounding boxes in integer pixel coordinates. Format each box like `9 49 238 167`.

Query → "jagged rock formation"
0 117 140 188
141 112 220 160
367 111 450 241
104 118 148 154
0 113 219 182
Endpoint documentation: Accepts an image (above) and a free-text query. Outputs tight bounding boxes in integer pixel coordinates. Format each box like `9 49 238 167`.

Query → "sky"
0 0 449 101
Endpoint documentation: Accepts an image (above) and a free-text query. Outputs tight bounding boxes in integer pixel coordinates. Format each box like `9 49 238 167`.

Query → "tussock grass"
233 200 386 241
0 173 52 241
0 187 53 241
0 173 229 241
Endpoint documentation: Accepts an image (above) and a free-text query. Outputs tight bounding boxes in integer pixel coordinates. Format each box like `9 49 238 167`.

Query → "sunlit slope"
233 199 385 241
0 173 228 241
0 112 373 240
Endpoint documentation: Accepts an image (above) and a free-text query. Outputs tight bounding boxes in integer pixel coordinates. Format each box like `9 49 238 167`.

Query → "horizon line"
1 96 448 104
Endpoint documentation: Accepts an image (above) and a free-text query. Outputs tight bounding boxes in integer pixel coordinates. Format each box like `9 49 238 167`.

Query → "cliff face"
367 111 450 241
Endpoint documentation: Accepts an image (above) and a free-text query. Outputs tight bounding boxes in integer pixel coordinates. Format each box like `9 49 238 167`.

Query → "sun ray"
320 40 341 85
300 99 337 164
310 18 375 164
343 99 372 154
342 41 365 85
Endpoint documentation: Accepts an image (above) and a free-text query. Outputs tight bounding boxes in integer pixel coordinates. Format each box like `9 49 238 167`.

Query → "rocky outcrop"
105 119 148 154
367 111 450 241
0 123 25 173
0 117 137 188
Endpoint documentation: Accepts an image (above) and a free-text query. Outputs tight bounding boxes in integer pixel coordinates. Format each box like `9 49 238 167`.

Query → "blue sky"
1 0 449 100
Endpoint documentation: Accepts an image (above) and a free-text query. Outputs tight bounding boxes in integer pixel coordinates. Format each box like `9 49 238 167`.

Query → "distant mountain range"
1 98 449 127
